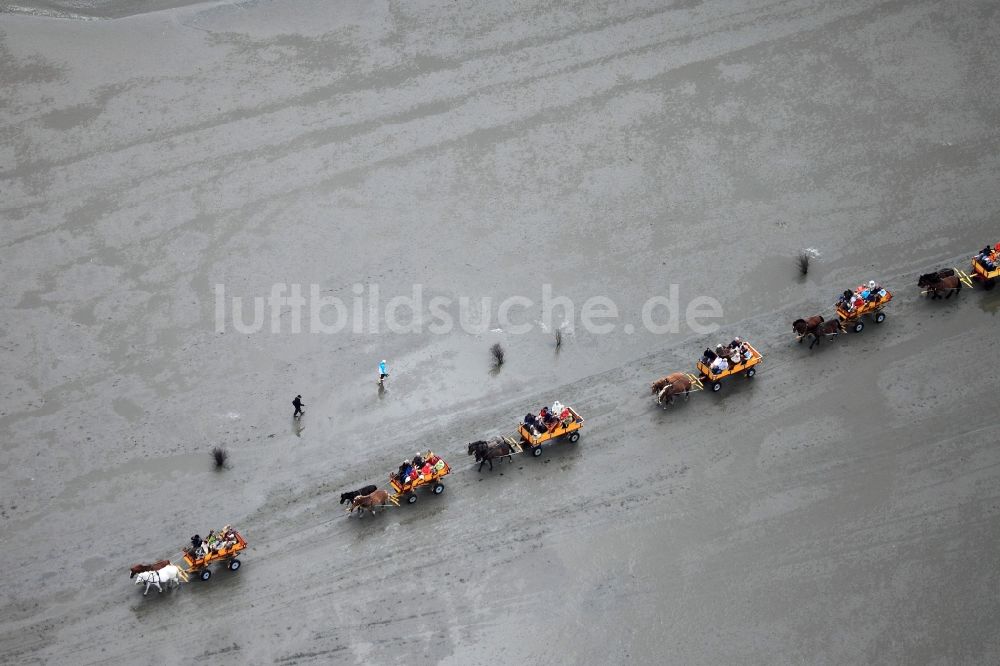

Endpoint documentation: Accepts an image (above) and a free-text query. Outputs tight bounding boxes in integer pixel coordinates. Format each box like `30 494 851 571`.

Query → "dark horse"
467 439 514 472
340 484 378 504
918 269 962 299
792 316 845 349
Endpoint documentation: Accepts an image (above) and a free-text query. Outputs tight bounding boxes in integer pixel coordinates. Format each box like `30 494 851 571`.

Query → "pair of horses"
129 559 170 579
467 438 514 472
918 269 962 299
340 485 390 517
131 563 187 595
792 316 846 349
650 372 694 406
345 486 389 518
340 484 377 505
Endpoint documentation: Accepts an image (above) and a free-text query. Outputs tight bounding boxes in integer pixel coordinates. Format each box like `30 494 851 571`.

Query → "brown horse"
129 560 170 578
918 271 962 299
349 489 390 517
792 316 824 341
792 316 845 349
651 372 693 406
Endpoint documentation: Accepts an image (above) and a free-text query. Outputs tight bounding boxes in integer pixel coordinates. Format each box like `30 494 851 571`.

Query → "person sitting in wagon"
426 452 446 472
837 289 853 311
551 401 571 425
204 530 225 555
545 408 561 432
978 246 997 270
860 281 878 302
725 338 744 366
524 412 543 435
218 525 237 550
728 348 742 367
187 534 205 558
710 354 728 375
395 460 414 487
701 347 717 365
539 406 558 432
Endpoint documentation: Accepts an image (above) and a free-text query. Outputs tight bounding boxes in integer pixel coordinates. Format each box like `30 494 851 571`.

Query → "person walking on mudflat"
292 394 305 418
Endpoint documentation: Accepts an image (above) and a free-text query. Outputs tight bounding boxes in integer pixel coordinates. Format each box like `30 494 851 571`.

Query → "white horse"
134 564 187 595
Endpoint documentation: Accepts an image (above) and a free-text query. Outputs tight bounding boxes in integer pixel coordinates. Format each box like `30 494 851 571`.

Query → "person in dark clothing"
979 247 996 270
524 412 540 435
292 395 305 417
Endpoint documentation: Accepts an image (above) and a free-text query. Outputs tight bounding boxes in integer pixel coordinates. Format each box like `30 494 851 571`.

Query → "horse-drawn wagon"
835 284 892 333
390 453 451 504
182 529 247 581
468 404 585 470
514 404 584 456
696 341 762 392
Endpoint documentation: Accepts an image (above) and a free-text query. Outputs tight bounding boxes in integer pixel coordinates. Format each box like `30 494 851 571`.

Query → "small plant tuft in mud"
212 446 229 469
490 342 505 368
797 251 810 276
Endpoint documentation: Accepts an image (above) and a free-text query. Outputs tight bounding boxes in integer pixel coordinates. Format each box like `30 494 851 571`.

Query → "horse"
650 372 692 406
918 271 962 299
792 316 824 341
792 316 844 349
349 489 390 517
467 438 513 472
134 564 186 595
805 318 845 348
129 559 170 579
340 484 378 505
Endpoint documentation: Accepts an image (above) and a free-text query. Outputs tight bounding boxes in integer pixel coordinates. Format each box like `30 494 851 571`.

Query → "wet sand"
2 0 999 664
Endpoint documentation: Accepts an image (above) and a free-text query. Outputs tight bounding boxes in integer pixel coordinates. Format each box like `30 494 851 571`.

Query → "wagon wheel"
432 483 445 494
711 381 722 392
532 446 543 457
985 277 996 291
199 569 212 581
228 559 241 571
567 431 580 443
853 321 864 333
874 312 886 324
746 367 756 378
406 493 417 504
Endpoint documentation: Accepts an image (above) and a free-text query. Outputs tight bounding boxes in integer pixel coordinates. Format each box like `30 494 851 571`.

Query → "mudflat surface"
1 1 999 664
